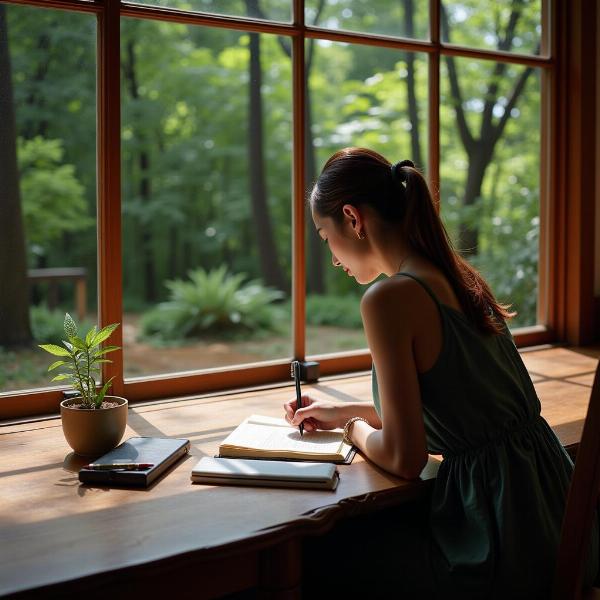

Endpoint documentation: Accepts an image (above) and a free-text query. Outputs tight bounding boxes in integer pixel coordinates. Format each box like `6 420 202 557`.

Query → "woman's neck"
368 223 417 277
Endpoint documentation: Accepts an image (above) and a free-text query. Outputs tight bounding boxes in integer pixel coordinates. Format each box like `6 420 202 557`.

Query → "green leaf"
69 336 87 351
85 326 97 346
93 345 120 358
95 376 114 407
51 373 72 382
39 344 71 357
64 313 78 338
91 323 119 347
48 360 68 371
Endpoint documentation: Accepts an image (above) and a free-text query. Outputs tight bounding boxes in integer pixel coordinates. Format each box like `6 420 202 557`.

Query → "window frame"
1 0 594 420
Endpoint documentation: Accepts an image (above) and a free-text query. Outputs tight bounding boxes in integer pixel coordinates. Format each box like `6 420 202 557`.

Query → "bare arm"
348 280 429 479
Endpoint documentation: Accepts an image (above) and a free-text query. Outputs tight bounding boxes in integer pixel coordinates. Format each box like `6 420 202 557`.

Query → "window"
0 1 575 419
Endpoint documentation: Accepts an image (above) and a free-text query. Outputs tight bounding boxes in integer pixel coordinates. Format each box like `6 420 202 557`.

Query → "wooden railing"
28 267 87 321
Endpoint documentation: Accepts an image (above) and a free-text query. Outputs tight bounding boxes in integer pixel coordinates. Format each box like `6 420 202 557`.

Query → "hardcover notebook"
218 414 355 464
191 456 339 490
79 437 190 488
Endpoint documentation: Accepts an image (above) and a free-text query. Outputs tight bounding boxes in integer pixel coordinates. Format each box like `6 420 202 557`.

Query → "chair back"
553 360 600 599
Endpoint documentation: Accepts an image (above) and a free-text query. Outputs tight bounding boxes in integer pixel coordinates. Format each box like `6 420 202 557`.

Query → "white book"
217 414 355 464
191 456 339 490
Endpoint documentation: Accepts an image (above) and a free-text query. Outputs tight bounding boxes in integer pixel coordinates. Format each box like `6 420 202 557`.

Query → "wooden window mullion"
97 0 124 395
292 0 306 361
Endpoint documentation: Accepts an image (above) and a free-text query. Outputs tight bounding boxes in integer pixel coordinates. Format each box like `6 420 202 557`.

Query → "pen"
83 463 154 471
292 360 303 437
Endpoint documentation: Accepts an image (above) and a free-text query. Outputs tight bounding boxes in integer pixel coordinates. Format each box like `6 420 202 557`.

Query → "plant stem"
86 345 96 408
71 348 87 405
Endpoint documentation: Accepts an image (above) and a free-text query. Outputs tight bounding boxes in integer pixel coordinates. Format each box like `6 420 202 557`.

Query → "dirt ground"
122 319 366 377
2 318 366 392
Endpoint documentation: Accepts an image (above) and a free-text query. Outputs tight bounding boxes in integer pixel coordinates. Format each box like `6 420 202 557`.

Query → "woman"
284 147 598 598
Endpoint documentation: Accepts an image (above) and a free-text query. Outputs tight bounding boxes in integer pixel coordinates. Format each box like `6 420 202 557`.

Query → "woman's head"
309 147 439 284
310 146 514 333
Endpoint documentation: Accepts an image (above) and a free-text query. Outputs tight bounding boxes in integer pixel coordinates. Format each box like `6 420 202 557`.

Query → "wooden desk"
0 346 597 599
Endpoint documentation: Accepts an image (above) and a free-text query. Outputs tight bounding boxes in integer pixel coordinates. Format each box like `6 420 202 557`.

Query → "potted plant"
39 313 127 457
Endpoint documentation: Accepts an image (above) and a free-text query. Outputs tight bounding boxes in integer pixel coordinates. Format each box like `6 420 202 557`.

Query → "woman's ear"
342 204 363 234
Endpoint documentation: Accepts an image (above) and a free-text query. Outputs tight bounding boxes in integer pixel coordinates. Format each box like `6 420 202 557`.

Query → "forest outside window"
0 0 555 417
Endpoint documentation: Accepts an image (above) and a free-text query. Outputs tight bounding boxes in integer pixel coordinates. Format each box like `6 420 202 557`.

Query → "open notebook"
218 414 356 464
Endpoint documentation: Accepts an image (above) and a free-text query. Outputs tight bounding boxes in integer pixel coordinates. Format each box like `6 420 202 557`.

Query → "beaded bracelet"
342 416 369 445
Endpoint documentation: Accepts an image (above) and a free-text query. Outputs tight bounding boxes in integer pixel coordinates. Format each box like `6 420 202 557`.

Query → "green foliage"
0 347 39 389
38 313 120 409
140 267 284 342
303 295 363 329
18 136 92 247
30 305 94 346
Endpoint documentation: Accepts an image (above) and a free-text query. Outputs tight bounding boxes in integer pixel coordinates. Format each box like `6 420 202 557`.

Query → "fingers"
283 394 313 424
303 417 318 432
283 401 295 423
291 406 315 425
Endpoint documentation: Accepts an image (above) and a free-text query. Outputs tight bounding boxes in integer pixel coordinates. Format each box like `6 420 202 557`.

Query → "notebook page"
222 415 344 455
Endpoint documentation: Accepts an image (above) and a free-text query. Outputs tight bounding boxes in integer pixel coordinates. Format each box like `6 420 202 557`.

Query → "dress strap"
394 271 442 310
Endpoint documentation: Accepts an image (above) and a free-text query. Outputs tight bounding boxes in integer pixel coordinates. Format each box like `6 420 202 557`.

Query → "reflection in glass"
442 0 542 55
129 0 291 22
121 19 292 377
305 0 428 39
0 4 97 393
306 41 428 356
440 56 541 327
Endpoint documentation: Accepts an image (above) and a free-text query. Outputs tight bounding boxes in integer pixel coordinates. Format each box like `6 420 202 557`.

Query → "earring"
356 230 366 240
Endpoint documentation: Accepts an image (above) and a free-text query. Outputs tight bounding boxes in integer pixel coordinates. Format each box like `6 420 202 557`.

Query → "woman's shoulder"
361 266 466 324
360 273 433 322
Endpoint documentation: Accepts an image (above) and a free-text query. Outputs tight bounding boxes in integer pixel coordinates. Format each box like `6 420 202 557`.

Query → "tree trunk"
458 142 493 255
168 225 178 280
123 38 156 302
441 3 533 257
246 0 287 292
0 6 33 347
262 7 325 294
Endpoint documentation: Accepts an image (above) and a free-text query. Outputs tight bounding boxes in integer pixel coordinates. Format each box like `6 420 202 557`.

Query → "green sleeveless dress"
371 272 599 598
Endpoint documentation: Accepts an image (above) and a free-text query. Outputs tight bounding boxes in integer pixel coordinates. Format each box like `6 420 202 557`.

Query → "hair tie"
390 160 414 184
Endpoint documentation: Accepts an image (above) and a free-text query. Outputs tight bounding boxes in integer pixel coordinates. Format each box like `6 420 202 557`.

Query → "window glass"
440 56 541 327
305 0 428 39
0 4 97 393
121 18 292 377
441 0 542 55
306 40 428 356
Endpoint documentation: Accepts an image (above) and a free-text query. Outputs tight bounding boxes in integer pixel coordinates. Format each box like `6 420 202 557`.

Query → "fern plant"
39 313 120 409
141 266 284 341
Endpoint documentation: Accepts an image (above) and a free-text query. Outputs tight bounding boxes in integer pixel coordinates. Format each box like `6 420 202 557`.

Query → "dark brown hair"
310 147 515 334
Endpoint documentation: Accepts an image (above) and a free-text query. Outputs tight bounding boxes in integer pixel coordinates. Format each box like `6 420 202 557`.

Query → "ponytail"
399 164 514 334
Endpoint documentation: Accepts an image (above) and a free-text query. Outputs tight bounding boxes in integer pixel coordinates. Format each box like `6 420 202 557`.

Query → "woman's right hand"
283 395 347 433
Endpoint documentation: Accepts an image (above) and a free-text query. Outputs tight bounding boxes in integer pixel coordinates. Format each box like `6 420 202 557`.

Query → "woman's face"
311 206 379 285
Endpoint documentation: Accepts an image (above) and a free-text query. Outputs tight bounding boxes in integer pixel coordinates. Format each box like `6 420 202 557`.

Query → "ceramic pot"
60 396 128 457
